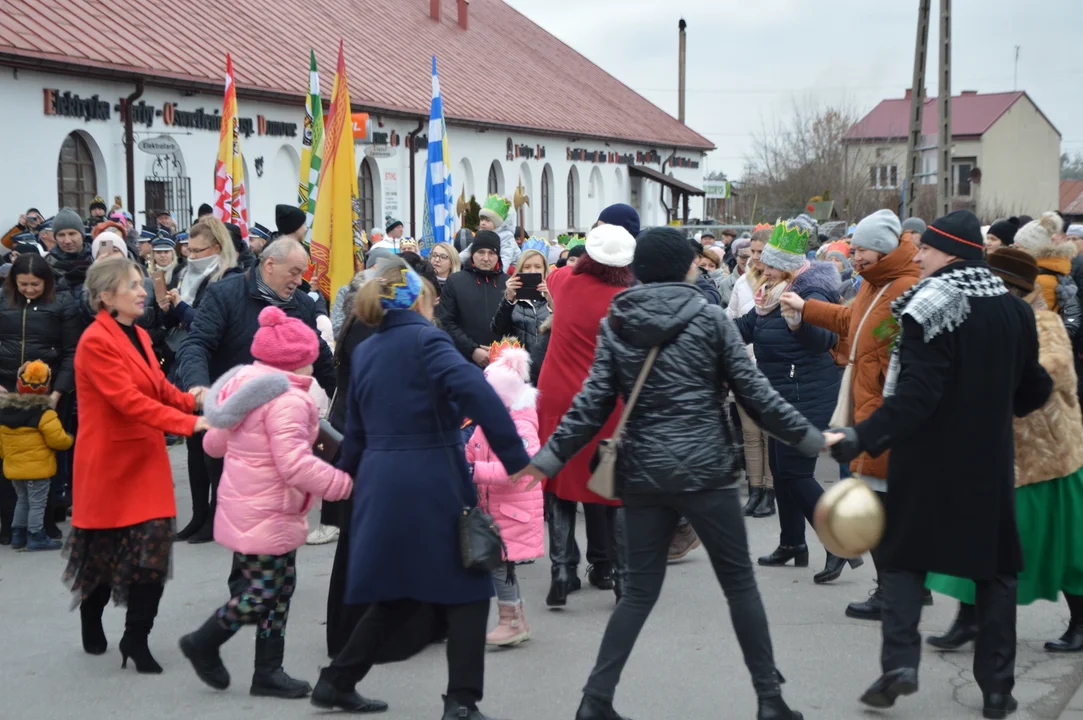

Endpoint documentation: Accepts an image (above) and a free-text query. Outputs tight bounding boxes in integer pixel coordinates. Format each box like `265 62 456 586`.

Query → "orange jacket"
801 241 920 480
72 312 198 529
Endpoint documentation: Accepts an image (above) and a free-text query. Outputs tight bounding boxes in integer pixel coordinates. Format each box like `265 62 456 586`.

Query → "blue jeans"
13 479 51 534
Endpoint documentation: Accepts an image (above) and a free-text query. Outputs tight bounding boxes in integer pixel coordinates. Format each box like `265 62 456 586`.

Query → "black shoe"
44 523 63 540
575 694 630 719
0 526 10 545
743 486 764 515
441 695 497 719
310 670 389 712
250 636 312 698
758 545 809 568
119 584 164 674
757 695 803 720
845 583 884 621
546 565 581 607
923 589 934 606
859 667 919 708
80 585 112 655
186 520 214 544
752 489 777 518
927 602 978 650
175 513 208 542
587 564 614 590
179 616 237 689
982 693 1018 719
1044 622 1083 652
813 553 863 584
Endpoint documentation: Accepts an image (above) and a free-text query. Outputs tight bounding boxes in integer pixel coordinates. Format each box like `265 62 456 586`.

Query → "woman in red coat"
63 257 207 675
537 220 637 606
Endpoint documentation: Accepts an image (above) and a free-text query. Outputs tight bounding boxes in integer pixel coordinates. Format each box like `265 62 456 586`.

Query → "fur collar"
1034 243 1076 261
0 394 51 410
789 261 842 300
204 365 291 429
509 386 538 411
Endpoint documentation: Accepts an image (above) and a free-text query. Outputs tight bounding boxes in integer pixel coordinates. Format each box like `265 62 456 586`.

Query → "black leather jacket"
532 283 822 496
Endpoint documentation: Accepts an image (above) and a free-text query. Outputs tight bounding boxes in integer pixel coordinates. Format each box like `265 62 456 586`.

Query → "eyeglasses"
430 252 451 261
188 244 216 257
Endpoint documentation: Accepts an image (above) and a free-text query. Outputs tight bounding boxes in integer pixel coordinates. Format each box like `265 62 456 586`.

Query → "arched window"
540 166 551 231
57 132 97 214
487 163 499 196
567 167 578 230
358 158 375 231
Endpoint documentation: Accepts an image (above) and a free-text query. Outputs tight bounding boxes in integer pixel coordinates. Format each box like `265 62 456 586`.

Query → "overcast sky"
507 0 1083 180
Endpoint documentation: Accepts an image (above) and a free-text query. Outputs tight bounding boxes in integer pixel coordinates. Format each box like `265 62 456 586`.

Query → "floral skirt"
926 471 1083 605
61 518 174 609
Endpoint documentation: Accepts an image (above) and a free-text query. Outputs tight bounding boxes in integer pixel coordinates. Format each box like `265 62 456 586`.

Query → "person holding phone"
490 249 551 354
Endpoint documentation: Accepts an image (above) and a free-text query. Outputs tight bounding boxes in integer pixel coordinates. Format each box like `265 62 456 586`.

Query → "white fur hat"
1014 211 1064 254
585 223 636 268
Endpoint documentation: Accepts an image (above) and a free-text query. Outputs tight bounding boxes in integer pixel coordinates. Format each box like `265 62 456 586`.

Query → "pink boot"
486 602 530 647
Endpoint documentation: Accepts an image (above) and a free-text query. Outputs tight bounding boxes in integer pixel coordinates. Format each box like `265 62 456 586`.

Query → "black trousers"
583 487 780 702
328 597 489 706
547 492 612 569
880 568 1016 694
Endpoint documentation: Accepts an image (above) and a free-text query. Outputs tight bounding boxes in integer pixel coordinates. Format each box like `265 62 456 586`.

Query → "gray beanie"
852 209 901 255
901 217 927 235
52 208 84 236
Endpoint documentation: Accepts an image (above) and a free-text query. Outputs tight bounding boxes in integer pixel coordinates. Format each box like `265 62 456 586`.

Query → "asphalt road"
1 449 1080 720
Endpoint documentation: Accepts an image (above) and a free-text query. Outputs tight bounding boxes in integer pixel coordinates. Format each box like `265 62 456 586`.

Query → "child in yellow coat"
0 361 73 551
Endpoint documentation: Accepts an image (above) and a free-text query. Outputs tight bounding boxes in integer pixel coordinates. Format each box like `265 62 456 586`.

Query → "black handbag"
417 329 507 572
313 419 342 464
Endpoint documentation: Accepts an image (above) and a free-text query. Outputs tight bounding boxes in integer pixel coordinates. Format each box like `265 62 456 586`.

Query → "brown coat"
1034 242 1074 312
1014 308 1083 487
802 241 921 479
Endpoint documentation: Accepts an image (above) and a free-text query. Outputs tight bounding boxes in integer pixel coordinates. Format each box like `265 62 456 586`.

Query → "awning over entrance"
627 164 705 196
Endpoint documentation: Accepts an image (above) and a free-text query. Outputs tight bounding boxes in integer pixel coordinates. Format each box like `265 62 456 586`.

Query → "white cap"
585 223 636 268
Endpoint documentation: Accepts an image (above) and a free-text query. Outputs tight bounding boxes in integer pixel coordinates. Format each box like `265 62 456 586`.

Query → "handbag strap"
609 346 661 444
847 282 893 364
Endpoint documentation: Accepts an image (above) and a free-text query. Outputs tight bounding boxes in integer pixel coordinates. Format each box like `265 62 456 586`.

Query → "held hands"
193 417 211 434
471 347 490 368
780 292 805 313
504 275 522 303
825 427 862 464
189 386 209 411
510 464 547 491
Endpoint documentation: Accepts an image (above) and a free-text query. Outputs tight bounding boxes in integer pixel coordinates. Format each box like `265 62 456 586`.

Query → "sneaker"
11 526 27 551
306 524 340 545
667 522 701 562
25 530 63 551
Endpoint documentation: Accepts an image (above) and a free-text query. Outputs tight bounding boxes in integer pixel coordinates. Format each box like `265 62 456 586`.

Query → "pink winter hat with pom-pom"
484 345 534 409
250 306 319 372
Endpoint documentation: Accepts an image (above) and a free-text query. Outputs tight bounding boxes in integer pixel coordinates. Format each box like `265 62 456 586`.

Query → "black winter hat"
275 204 306 235
197 203 214 217
987 217 1021 246
920 210 984 262
633 227 696 284
471 230 501 257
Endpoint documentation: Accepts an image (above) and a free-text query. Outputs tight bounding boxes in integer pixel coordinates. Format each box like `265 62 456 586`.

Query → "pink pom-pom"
490 346 531 381
258 306 288 327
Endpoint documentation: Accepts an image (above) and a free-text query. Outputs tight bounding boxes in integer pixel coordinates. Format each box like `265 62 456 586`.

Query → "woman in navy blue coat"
734 216 860 585
311 258 531 720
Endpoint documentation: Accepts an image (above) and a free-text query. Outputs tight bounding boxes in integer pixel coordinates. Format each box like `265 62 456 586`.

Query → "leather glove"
829 427 862 465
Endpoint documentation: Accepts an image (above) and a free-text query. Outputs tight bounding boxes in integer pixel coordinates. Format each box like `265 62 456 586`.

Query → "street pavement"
1 448 1081 720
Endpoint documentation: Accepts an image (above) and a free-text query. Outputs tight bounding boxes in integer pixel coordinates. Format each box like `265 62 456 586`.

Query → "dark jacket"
436 261 508 359
329 315 374 433
854 261 1053 580
46 247 93 298
733 262 842 427
695 270 722 305
0 291 81 393
175 268 335 393
529 320 552 387
490 297 550 355
531 283 822 497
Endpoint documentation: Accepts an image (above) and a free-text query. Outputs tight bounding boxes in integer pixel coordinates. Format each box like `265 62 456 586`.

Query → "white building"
0 0 713 238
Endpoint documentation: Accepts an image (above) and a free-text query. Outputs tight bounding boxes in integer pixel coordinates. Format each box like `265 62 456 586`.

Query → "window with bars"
868 164 898 190
953 158 977 198
540 166 551 230
57 132 98 214
358 158 375 230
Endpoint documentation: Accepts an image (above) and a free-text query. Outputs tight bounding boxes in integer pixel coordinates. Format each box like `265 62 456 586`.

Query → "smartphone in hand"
516 273 543 301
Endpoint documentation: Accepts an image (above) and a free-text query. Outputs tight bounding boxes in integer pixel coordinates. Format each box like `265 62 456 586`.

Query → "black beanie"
920 210 984 262
987 217 1021 246
472 230 501 256
198 203 214 217
276 204 306 235
633 227 695 284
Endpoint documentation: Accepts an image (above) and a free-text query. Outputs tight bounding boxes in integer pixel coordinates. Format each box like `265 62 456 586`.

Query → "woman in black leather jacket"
518 229 821 720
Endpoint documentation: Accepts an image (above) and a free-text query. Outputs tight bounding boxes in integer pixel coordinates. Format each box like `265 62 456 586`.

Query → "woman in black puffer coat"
0 253 81 545
491 249 551 353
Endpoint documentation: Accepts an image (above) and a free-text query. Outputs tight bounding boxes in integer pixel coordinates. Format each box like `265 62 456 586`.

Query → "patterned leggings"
216 551 296 639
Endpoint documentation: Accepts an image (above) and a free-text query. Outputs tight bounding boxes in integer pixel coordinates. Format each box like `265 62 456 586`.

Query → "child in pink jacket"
180 307 352 701
465 341 543 647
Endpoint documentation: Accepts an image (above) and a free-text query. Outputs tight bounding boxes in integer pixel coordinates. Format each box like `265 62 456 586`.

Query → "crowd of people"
2 189 1083 720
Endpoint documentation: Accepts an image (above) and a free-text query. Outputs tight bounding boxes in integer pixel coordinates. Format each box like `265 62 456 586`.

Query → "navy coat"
338 310 531 605
734 261 841 429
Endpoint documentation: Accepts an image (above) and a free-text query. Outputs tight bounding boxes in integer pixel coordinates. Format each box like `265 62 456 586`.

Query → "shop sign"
506 137 546 161
564 146 698 169
43 89 111 122
137 135 181 155
364 144 396 158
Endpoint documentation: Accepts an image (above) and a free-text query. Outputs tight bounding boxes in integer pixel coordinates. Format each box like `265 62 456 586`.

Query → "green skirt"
926 469 1083 605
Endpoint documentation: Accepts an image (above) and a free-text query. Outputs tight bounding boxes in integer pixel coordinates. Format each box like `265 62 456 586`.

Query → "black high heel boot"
758 545 809 567
757 695 803 720
546 496 580 607
752 489 777 518
119 583 164 674
575 694 630 720
743 486 764 516
80 584 112 655
927 602 978 650
813 552 863 584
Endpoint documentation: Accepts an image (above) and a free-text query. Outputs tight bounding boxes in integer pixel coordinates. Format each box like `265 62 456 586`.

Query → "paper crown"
16 360 51 394
398 238 419 253
563 235 585 250
768 217 811 257
488 337 522 364
480 195 511 222
522 237 549 253
378 268 423 311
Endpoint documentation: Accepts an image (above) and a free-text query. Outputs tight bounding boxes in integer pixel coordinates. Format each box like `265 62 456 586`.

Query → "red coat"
537 266 623 506
72 311 198 530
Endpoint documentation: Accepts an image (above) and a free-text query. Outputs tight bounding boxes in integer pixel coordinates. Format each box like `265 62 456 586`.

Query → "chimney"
961 90 978 96
457 0 469 30
430 0 440 21
678 18 687 124
905 88 912 99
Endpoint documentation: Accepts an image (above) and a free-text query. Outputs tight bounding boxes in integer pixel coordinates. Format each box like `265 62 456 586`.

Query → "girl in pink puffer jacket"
179 307 351 701
465 341 542 647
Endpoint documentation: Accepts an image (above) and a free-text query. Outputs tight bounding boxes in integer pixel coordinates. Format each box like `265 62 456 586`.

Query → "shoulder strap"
609 346 660 444
848 282 893 363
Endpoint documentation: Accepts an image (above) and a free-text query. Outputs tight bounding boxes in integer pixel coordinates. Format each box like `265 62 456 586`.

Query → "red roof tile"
0 0 713 151
1061 180 1083 215
843 91 1052 142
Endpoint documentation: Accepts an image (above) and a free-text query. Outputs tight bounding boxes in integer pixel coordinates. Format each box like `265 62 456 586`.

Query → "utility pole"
936 0 952 217
678 18 687 124
903 0 931 220
1014 45 1020 91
